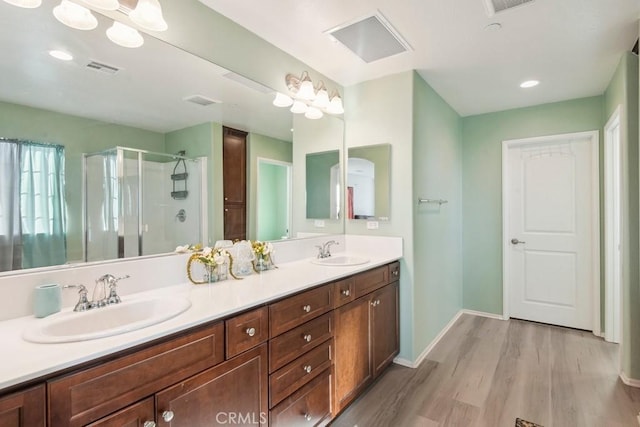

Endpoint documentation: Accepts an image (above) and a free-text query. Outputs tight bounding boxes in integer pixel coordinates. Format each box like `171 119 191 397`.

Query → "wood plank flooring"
331 314 640 427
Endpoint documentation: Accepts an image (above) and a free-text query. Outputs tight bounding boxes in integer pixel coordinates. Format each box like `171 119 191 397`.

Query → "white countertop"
0 251 400 391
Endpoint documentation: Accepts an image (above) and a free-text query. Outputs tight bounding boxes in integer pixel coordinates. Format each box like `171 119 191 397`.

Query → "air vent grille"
184 95 220 106
483 0 534 16
86 61 119 74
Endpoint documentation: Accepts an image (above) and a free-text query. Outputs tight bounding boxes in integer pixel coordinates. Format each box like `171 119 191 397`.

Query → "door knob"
510 238 526 245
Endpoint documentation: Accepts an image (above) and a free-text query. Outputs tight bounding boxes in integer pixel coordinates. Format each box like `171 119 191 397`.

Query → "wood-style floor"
331 314 640 427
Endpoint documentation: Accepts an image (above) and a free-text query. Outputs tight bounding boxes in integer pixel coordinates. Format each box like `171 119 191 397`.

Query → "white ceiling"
198 0 640 116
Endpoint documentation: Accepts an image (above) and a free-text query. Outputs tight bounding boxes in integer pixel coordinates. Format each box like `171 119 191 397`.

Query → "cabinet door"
371 282 399 378
333 297 371 413
85 398 154 427
0 385 45 427
156 344 268 427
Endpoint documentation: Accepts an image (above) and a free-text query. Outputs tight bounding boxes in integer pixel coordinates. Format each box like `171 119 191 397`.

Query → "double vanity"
0 236 402 426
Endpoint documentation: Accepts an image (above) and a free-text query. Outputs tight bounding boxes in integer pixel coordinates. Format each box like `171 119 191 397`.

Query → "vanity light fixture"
2 0 42 8
82 0 119 11
106 21 144 48
520 79 540 88
272 71 344 119
49 49 73 61
53 0 98 30
129 0 168 32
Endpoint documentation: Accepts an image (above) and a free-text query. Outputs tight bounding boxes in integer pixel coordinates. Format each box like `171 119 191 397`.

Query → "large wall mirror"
0 0 344 274
347 144 391 221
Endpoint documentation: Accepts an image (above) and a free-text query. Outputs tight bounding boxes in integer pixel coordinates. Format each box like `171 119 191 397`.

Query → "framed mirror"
0 0 343 274
347 144 391 221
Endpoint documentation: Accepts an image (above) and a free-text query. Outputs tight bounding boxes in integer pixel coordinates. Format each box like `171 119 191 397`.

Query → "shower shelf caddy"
171 151 189 200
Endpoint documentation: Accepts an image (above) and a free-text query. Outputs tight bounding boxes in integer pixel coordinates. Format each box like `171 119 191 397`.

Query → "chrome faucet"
316 240 338 259
64 274 129 312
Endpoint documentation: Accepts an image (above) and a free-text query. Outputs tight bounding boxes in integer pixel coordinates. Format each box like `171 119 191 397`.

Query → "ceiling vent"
223 71 273 94
184 95 220 106
85 61 119 74
483 0 535 16
325 12 411 63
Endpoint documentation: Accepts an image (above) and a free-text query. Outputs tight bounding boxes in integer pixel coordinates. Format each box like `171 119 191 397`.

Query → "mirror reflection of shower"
83 147 207 262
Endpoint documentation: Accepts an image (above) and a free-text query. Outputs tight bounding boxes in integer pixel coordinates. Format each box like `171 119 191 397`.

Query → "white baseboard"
620 371 640 388
392 309 508 369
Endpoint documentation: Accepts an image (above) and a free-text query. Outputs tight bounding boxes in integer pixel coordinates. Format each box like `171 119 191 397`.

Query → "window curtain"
0 141 22 272
20 142 67 268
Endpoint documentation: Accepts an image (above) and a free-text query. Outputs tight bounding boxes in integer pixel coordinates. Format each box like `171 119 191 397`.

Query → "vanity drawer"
332 277 355 308
389 261 400 281
269 313 333 373
269 284 333 338
226 306 269 359
269 339 332 408
353 265 389 299
270 367 332 427
48 322 224 427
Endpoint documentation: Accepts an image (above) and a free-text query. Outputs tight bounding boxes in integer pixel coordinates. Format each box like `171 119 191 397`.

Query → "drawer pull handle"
162 410 175 422
304 413 312 421
143 422 156 427
303 364 312 373
303 334 312 342
341 289 350 296
246 327 256 337
302 304 311 313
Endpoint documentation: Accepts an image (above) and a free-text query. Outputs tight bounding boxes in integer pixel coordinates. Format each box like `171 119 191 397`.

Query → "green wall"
412 72 464 358
247 133 292 240
305 150 339 219
257 163 289 241
348 144 391 219
0 100 165 263
604 52 640 380
461 96 604 315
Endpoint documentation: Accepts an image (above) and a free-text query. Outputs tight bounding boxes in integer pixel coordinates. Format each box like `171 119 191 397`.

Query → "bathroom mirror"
305 150 341 220
0 0 343 273
347 144 391 221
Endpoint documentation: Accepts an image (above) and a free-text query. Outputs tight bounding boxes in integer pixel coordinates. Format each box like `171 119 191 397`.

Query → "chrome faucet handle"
64 285 91 312
315 245 324 259
105 274 129 305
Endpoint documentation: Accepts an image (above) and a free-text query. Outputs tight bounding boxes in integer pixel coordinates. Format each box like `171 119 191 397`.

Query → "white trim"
501 131 601 335
620 371 640 388
461 309 507 320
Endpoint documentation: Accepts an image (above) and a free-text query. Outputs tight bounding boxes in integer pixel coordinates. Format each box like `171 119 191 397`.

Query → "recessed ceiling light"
49 50 73 61
520 80 540 88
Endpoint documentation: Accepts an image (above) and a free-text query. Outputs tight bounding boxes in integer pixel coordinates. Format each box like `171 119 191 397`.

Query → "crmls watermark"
215 412 268 425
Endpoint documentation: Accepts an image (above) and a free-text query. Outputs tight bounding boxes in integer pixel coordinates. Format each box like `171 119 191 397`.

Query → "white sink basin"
23 296 192 344
311 255 370 267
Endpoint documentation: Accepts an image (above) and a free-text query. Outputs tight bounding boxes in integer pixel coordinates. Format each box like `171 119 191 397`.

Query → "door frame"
604 106 622 343
256 157 292 240
501 130 601 334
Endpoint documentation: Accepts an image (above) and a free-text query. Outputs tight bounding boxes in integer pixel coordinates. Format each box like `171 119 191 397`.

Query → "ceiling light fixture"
81 0 119 11
53 0 97 30
273 71 344 119
129 0 168 32
520 80 540 88
106 21 144 48
2 0 41 8
48 49 73 61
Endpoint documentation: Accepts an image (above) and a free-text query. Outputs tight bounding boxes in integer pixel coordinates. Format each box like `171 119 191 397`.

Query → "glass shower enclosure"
83 147 206 262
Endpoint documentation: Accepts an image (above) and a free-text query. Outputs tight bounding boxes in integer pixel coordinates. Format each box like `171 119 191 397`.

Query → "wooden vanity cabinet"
84 398 154 427
0 384 45 427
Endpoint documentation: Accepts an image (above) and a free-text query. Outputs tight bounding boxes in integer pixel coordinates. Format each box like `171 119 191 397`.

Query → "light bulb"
273 92 293 108
305 107 323 120
129 0 168 32
107 21 144 48
326 94 344 115
53 0 97 30
82 0 119 10
290 100 308 114
312 87 330 109
3 0 41 8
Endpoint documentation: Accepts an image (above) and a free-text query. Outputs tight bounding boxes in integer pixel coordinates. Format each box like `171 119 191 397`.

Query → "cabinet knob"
303 334 312 342
304 413 312 421
162 411 175 422
393 270 399 277
341 289 350 296
246 327 256 337
143 422 156 427
303 365 312 373
302 304 311 313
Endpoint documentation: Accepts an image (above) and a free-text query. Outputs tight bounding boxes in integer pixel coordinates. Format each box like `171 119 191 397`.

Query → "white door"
504 132 599 330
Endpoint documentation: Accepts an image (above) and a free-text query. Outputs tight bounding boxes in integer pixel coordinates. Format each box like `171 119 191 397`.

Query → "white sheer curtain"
0 141 22 272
